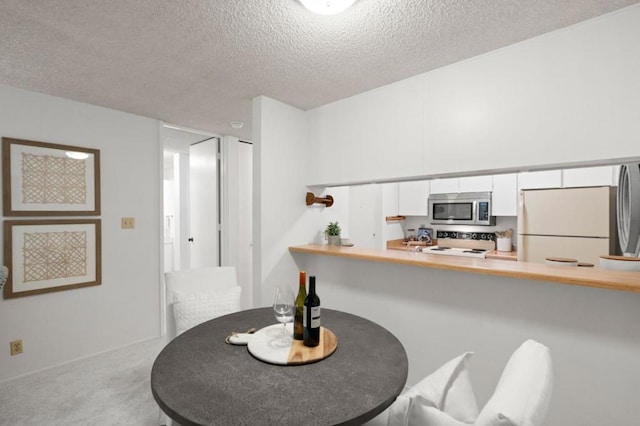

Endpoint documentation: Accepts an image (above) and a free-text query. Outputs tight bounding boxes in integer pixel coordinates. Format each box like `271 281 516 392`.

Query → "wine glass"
273 285 294 344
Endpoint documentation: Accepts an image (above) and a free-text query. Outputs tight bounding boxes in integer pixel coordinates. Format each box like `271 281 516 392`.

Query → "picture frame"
3 219 102 298
2 137 101 216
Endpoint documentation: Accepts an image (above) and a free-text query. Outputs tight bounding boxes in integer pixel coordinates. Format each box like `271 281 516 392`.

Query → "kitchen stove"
422 231 496 258
423 246 488 259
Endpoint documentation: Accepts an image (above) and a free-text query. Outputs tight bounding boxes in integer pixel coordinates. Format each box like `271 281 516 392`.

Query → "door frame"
159 122 224 336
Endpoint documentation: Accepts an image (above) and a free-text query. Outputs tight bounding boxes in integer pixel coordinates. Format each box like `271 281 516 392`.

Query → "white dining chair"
160 266 242 426
164 266 242 342
379 339 553 426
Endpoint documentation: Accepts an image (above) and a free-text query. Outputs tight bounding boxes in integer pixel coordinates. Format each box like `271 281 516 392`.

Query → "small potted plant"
325 221 341 246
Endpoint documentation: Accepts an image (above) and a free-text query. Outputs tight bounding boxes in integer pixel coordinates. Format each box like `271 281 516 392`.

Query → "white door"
189 138 220 268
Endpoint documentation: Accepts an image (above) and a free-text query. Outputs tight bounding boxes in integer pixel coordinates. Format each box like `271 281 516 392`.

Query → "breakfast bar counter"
289 244 640 293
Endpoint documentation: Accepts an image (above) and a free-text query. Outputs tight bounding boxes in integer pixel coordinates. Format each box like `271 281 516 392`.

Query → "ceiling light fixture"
230 121 244 129
299 0 357 15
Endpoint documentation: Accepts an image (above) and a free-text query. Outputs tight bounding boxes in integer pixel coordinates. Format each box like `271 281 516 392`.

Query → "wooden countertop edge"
485 251 518 261
289 244 640 293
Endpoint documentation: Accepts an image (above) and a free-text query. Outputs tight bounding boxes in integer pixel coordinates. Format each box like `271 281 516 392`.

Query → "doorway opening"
160 123 254 323
162 125 221 272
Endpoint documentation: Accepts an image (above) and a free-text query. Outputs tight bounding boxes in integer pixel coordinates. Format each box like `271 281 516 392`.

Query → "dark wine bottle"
303 275 321 347
293 271 307 340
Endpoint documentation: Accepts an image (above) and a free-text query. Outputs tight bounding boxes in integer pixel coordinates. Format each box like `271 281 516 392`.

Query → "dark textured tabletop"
151 308 408 426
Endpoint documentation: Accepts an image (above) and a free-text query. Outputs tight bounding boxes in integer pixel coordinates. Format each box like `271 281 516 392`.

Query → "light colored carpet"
0 338 166 426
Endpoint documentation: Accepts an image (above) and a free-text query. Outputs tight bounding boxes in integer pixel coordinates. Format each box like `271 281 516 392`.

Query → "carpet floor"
0 338 166 426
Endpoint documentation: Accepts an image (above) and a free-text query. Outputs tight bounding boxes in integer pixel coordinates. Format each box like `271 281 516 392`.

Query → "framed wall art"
3 219 102 298
2 137 101 216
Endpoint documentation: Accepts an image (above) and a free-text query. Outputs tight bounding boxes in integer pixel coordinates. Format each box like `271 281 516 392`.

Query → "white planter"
327 235 341 246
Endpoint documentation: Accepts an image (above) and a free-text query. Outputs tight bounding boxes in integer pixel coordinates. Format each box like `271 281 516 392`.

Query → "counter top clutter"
387 239 518 261
289 244 640 293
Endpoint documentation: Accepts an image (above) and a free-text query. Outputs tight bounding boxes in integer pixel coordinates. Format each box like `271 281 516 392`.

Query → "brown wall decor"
2 137 101 216
3 219 102 298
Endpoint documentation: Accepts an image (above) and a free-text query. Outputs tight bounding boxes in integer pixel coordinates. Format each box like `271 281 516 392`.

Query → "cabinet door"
349 184 379 249
307 75 424 186
562 166 615 188
430 178 459 194
612 165 621 186
398 180 430 216
381 183 399 217
517 170 562 190
459 176 493 193
492 173 518 216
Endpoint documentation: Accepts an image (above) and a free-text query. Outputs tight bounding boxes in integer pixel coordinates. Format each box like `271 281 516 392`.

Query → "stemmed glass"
273 285 295 344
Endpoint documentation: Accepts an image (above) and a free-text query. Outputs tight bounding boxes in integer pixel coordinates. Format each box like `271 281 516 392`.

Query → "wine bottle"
303 275 321 347
293 271 307 340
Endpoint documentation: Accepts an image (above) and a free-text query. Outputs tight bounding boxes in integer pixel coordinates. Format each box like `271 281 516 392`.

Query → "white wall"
0 85 161 381
253 96 312 306
253 96 351 307
307 4 640 186
292 253 640 426
223 136 254 309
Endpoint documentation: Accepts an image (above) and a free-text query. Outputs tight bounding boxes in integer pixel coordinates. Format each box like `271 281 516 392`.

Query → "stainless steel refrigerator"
517 186 617 265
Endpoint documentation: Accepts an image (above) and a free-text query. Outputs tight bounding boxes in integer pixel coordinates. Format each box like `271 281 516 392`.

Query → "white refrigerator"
517 186 617 265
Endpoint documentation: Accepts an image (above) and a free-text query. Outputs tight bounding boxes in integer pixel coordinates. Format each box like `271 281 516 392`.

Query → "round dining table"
151 307 408 425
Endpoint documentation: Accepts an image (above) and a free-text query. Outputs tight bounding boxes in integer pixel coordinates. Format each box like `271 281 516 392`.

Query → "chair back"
165 266 238 340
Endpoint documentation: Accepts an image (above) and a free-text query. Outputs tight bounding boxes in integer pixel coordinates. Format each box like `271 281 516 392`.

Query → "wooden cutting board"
247 324 338 365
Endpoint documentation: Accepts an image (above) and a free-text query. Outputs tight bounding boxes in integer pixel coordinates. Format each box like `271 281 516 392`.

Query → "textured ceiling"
1 0 638 141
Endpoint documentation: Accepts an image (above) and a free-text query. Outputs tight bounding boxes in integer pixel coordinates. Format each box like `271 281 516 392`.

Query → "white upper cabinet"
307 75 425 186
459 176 493 193
612 165 621 186
422 10 640 178
381 183 399 217
492 173 518 216
398 180 430 216
429 176 493 194
429 178 459 194
304 9 639 187
562 166 617 188
518 170 562 190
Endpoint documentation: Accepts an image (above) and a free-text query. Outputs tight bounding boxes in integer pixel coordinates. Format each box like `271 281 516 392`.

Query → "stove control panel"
436 231 495 241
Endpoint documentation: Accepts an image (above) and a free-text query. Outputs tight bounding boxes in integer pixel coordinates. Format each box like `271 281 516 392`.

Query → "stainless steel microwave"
428 192 495 226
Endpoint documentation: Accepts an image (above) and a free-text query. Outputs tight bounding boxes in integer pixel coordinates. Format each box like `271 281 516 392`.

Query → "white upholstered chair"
160 266 242 426
164 266 241 342
374 339 552 426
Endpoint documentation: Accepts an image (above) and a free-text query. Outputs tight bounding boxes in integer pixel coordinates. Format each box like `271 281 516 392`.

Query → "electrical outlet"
10 339 23 356
121 217 135 229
